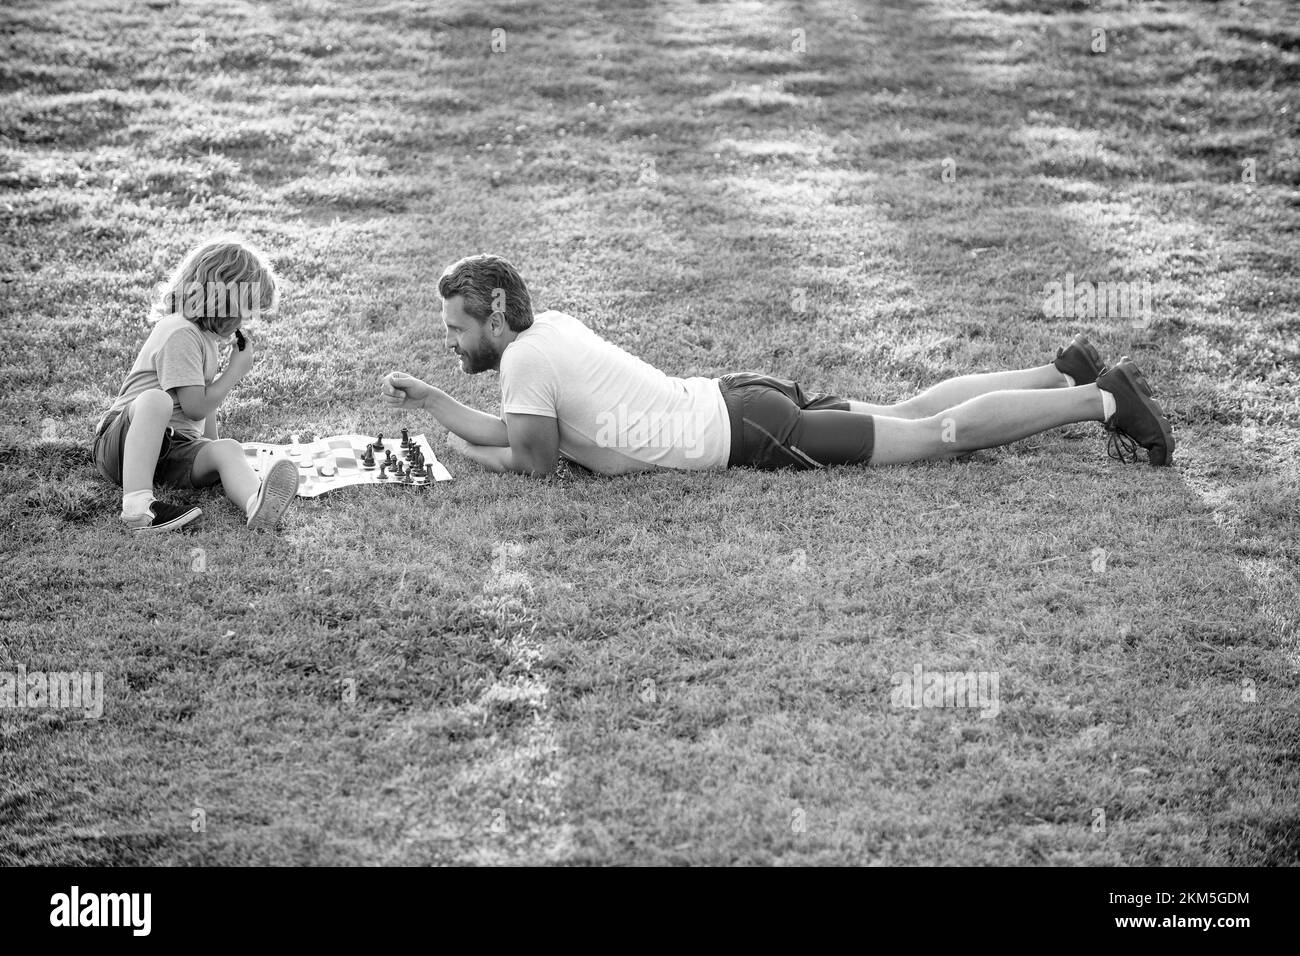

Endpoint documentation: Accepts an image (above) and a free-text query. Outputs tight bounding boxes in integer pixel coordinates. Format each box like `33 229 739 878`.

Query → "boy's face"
442 296 502 374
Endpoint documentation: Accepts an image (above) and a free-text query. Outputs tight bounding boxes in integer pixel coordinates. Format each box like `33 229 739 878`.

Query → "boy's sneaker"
1096 357 1175 466
247 458 299 530
123 502 202 533
1054 333 1106 386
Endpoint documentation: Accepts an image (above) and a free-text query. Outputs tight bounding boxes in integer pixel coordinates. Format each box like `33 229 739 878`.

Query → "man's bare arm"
382 371 508 447
449 412 558 477
423 389 509 447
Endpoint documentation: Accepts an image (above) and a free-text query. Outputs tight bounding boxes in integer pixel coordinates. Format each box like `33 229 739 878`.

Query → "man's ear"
489 310 507 335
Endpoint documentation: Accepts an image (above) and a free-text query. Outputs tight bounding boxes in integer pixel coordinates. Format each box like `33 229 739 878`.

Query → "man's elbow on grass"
454 412 558 478
505 412 559 478
507 446 557 477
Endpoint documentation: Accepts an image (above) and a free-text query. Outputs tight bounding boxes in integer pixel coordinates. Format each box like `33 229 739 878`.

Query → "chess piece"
394 460 405 478
361 444 376 469
377 462 388 481
373 432 385 451
385 450 396 469
400 428 411 451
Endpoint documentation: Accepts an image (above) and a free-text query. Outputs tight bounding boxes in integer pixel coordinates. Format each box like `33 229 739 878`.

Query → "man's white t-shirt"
499 311 731 474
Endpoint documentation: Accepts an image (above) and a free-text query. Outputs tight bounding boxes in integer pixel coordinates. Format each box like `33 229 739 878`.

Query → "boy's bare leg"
192 440 260 510
193 440 298 529
121 389 175 495
848 364 1069 419
869 384 1104 465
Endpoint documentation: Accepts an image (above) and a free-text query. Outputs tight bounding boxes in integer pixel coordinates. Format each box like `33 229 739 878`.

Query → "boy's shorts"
92 407 218 490
718 371 864 470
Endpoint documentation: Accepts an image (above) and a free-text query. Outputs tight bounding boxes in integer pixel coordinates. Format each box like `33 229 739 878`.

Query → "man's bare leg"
847 364 1069 419
869 384 1104 465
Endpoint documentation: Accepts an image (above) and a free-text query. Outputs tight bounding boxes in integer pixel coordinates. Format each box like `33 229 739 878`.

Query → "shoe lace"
1104 417 1140 464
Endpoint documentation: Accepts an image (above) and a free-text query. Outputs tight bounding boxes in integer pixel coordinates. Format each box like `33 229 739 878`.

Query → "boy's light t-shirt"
99 313 228 438
499 310 731 474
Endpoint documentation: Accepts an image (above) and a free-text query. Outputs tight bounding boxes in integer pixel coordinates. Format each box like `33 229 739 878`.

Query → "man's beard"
457 338 500 374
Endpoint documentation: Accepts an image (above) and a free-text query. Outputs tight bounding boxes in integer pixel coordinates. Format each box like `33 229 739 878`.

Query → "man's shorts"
718 371 867 470
92 406 218 489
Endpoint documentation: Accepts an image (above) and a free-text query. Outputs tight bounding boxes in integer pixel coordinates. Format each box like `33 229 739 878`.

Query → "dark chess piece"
361 444 376 469
377 462 388 481
400 428 411 451
373 432 385 451
385 450 396 469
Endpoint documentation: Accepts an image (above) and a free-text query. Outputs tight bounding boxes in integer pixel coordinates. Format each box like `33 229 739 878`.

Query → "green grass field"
1 0 1297 865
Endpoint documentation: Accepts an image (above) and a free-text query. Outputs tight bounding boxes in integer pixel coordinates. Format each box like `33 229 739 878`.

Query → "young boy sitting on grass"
92 237 299 532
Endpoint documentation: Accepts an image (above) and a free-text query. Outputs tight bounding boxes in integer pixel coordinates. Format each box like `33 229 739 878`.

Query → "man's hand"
391 378 509 447
382 371 437 410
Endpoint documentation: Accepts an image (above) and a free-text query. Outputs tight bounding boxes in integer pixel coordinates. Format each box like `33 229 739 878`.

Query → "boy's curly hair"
151 236 279 335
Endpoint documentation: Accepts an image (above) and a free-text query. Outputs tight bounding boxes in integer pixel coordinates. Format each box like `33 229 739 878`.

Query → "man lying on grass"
381 254 1174 477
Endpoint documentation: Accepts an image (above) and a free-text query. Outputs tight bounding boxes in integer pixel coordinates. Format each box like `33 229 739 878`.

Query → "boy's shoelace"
1104 418 1140 463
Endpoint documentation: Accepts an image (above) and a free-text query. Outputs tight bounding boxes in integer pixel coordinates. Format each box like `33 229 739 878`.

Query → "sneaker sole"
247 458 300 530
132 506 202 533
1109 363 1175 466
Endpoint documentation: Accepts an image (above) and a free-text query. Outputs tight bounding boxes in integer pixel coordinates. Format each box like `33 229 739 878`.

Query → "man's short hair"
437 254 534 332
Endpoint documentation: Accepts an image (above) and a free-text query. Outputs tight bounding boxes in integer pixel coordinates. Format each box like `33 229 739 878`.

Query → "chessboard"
241 430 452 499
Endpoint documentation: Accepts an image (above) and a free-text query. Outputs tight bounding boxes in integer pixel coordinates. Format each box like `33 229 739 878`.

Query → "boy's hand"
227 329 255 377
383 371 436 409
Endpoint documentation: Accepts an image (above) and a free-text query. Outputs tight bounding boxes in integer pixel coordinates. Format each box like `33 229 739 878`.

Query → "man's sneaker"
123 502 202 533
1096 357 1175 466
1054 333 1106 386
247 457 299 530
